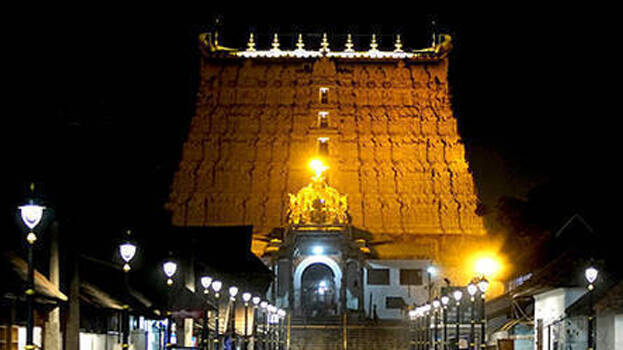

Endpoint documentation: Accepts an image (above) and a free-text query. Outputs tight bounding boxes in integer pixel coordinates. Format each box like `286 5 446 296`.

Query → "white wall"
615 314 623 350
533 288 585 350
363 260 430 320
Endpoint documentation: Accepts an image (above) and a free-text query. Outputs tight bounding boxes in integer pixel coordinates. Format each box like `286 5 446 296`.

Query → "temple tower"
167 32 488 284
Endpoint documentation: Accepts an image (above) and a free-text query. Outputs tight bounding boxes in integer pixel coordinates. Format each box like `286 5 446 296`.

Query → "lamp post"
424 304 431 350
243 292 252 349
212 280 223 350
260 301 268 350
268 305 277 350
585 266 598 350
200 276 213 350
453 290 463 350
119 231 137 349
229 286 239 349
18 192 46 350
441 296 449 350
277 309 286 350
477 277 489 350
467 282 477 350
432 299 441 350
252 297 260 350
162 259 178 348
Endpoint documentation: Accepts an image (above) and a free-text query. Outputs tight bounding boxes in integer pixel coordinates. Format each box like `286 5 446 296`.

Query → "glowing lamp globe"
119 242 137 272
229 286 239 298
211 280 223 293
268 305 277 313
260 301 268 309
19 203 45 230
453 290 463 302
432 299 440 308
408 310 417 318
478 277 490 293
277 309 286 317
163 261 177 286
252 296 261 305
242 292 252 303
467 283 478 296
441 296 450 306
201 276 213 291
585 266 598 290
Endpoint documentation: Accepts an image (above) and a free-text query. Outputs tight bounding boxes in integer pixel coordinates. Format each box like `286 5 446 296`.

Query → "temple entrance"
301 263 338 318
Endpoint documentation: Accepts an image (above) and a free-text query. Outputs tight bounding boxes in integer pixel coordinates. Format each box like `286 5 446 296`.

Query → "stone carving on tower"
167 32 488 269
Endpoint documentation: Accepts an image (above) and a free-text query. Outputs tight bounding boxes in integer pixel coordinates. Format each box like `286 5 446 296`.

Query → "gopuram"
167 31 490 321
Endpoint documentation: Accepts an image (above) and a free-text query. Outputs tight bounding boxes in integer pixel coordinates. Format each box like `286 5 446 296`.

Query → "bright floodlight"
252 296 261 305
467 282 478 296
242 292 252 302
312 246 324 255
309 158 329 179
211 280 223 292
19 203 45 230
427 266 437 276
585 266 598 284
229 286 239 297
453 289 463 301
201 276 213 290
441 296 450 305
477 277 490 293
475 256 501 278
163 260 177 286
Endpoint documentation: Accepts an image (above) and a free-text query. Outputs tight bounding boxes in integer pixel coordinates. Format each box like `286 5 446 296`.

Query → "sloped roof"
2 252 67 301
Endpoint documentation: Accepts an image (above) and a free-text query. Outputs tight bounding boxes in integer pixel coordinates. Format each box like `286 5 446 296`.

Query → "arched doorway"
301 263 338 317
293 256 342 315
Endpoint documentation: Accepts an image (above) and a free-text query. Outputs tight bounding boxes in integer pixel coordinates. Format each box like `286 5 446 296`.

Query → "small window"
318 111 329 128
385 297 406 309
318 137 329 156
399 269 423 286
319 87 329 104
367 268 390 285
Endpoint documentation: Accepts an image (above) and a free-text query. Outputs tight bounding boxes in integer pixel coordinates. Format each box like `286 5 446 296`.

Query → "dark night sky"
4 8 618 244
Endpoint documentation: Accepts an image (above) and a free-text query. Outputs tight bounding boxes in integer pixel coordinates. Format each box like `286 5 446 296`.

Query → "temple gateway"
167 31 490 320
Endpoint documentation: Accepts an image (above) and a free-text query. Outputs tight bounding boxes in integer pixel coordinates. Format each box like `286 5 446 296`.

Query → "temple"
167 31 490 320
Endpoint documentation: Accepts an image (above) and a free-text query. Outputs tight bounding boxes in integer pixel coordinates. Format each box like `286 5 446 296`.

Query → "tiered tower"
167 32 488 278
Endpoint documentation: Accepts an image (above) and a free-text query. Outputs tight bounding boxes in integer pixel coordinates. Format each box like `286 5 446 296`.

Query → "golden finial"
394 34 403 52
344 34 354 52
271 33 280 50
320 33 330 53
246 33 256 51
369 34 378 51
296 33 305 50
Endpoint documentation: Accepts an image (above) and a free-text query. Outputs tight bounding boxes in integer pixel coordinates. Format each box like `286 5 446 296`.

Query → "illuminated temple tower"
168 31 489 319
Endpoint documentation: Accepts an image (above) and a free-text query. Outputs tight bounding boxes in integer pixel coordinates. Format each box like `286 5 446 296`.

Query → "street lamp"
453 290 463 350
229 286 239 348
277 309 286 350
261 301 268 349
162 258 177 348
252 297 261 349
212 280 222 349
242 292 252 349
585 266 598 350
119 230 136 349
18 186 47 350
441 296 450 350
200 275 212 350
432 299 441 350
477 277 489 349
467 282 477 350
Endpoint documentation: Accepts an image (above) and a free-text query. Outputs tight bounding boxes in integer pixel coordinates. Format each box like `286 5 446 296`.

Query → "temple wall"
167 55 486 258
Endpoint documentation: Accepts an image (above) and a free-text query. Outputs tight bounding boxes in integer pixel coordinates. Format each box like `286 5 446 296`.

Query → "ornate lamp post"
267 305 277 350
424 304 431 349
242 292 252 349
200 276 213 350
162 259 177 348
432 299 441 350
252 297 261 350
441 296 450 350
228 286 239 348
212 280 223 350
18 191 46 350
585 266 598 350
477 277 489 349
467 282 477 350
277 309 286 350
119 231 137 349
453 289 463 350
260 301 268 349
